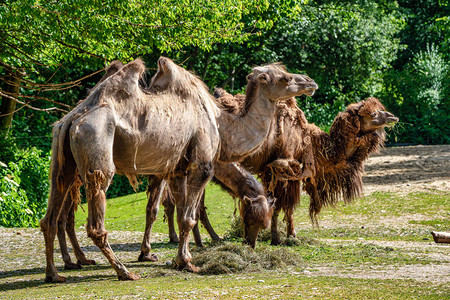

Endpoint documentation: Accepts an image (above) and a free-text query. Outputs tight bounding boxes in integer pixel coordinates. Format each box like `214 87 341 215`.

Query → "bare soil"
363 144 450 194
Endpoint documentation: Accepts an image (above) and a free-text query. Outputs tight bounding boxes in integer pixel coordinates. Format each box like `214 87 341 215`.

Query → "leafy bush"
0 137 50 227
382 44 450 144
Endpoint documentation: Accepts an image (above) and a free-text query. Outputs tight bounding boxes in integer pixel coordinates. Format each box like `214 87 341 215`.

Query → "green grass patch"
2 188 442 299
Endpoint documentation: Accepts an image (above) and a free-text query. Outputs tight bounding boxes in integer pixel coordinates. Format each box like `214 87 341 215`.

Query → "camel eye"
371 112 377 118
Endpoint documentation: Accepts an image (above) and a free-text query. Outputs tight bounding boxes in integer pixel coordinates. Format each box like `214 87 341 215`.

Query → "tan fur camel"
41 57 318 282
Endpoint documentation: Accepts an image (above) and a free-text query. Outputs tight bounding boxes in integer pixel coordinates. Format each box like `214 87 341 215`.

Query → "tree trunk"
0 71 22 134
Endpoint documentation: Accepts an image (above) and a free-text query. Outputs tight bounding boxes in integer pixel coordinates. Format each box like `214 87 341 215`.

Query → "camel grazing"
162 161 276 248
214 91 398 244
41 57 318 282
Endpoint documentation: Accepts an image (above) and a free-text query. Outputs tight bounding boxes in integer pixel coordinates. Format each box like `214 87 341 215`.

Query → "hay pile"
191 242 302 275
225 217 320 246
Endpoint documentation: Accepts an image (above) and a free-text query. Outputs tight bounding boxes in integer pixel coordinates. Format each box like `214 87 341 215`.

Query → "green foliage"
271 0 405 107
106 175 147 199
382 44 450 144
0 138 50 227
0 0 290 69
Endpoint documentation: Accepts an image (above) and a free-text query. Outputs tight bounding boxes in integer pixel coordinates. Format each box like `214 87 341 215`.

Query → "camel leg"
138 176 166 262
198 192 221 242
84 170 139 281
41 166 76 282
57 200 81 270
192 193 206 247
170 162 213 272
162 192 179 243
192 223 204 247
270 206 283 245
66 200 96 266
285 207 296 238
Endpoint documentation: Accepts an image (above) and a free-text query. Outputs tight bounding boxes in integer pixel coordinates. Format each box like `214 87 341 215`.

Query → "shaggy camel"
215 91 399 244
41 57 318 282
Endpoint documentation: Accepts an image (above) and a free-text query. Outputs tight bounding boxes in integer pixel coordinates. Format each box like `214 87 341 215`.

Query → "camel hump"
117 58 146 80
105 60 124 76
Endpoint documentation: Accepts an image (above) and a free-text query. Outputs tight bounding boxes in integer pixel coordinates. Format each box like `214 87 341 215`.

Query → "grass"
0 183 449 299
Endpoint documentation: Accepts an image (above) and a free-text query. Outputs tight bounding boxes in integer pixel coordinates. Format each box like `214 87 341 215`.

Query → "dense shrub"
381 45 450 144
0 138 50 227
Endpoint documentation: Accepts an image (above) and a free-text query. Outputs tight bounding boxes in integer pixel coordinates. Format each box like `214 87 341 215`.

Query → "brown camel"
41 57 317 282
214 91 398 244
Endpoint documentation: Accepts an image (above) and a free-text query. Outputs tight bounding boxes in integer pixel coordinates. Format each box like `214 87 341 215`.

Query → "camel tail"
50 119 75 194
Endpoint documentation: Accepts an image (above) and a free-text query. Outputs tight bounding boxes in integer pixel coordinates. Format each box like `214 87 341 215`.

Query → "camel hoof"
77 259 96 266
169 237 180 243
45 274 66 283
118 272 141 281
271 239 282 246
64 262 82 270
175 262 200 273
138 252 159 262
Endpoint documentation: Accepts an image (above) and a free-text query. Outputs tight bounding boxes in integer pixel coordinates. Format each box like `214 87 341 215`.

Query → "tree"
1 0 298 133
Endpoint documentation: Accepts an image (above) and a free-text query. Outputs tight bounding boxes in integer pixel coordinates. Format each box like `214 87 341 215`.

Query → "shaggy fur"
215 90 398 244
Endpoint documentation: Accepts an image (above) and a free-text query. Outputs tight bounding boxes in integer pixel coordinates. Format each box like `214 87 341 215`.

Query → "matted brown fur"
305 97 389 224
215 90 397 242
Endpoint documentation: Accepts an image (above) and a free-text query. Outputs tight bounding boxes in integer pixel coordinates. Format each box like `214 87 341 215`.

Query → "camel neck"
217 89 276 162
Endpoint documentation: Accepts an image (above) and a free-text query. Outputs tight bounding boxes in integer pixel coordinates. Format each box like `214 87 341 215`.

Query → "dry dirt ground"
363 144 450 194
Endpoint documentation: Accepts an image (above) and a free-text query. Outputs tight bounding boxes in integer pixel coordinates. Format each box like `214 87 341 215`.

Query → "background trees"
0 0 448 227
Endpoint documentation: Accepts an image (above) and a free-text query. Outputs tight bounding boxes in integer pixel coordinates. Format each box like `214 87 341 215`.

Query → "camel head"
247 64 318 101
347 97 399 133
240 195 276 248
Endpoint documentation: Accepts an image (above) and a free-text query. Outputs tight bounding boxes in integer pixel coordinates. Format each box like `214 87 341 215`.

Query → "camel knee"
201 162 214 180
178 216 196 231
191 162 213 182
87 228 108 247
85 169 111 192
40 215 58 234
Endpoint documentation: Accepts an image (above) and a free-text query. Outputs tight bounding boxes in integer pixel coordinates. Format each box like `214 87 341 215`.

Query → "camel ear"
257 73 270 84
246 73 254 82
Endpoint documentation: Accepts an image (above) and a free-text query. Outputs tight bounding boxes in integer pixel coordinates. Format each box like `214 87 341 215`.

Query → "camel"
41 57 318 282
214 91 398 244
